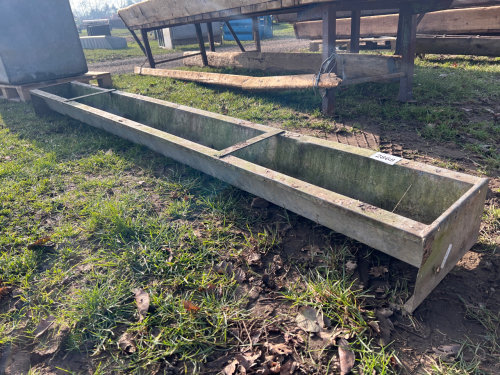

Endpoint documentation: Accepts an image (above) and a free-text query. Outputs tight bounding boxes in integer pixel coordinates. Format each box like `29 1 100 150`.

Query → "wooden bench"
0 72 112 102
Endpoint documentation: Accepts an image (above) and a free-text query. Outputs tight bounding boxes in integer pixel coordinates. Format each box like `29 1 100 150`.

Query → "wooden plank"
252 17 261 52
416 35 500 56
340 72 405 86
398 11 417 102
294 6 500 40
118 0 270 28
183 52 402 80
134 67 342 91
350 10 361 53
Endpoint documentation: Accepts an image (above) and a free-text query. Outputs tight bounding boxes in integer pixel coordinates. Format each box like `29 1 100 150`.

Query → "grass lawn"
0 53 499 374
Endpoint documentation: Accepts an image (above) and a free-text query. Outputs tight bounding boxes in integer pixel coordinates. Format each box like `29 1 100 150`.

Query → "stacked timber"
294 6 500 40
182 52 403 83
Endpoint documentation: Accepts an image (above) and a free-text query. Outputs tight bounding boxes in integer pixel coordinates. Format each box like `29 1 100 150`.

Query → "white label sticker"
369 152 402 165
441 244 452 269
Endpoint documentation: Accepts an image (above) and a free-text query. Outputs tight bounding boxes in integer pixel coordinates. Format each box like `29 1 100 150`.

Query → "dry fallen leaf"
317 328 348 347
251 197 269 209
234 268 246 283
27 237 51 250
247 252 262 266
345 261 357 273
296 306 324 333
0 287 10 299
280 359 298 375
272 254 283 270
34 315 56 338
269 362 281 374
118 332 136 354
368 266 388 278
235 350 261 371
433 344 461 358
105 149 113 155
338 338 355 375
215 260 234 275
183 300 200 313
264 342 292 356
223 359 238 375
134 288 150 321
255 365 271 375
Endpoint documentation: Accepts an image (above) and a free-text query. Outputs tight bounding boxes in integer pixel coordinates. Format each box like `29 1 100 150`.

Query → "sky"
69 0 139 17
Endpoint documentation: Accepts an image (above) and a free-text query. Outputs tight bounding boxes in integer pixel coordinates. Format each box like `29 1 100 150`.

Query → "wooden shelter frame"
119 0 456 114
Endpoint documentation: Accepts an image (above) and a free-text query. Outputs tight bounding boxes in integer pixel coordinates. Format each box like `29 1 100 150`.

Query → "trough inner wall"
40 84 472 225
41 83 265 151
233 135 473 225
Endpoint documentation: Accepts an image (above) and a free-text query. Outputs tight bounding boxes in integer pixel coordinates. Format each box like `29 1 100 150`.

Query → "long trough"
31 82 488 313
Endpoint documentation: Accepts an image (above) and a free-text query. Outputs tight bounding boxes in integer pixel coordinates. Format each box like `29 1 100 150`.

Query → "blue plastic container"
223 16 273 41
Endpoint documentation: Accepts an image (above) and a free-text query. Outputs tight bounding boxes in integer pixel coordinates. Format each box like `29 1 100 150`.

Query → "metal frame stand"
194 23 209 66
225 21 246 52
321 5 337 115
207 22 216 52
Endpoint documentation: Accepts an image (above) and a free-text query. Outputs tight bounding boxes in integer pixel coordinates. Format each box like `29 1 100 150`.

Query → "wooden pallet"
0 72 112 102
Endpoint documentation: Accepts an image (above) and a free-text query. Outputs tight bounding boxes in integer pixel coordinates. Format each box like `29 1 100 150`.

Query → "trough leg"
350 10 361 53
195 23 209 66
141 29 156 69
397 10 417 102
207 23 216 52
322 5 337 115
404 182 487 313
252 17 261 52
32 94 54 116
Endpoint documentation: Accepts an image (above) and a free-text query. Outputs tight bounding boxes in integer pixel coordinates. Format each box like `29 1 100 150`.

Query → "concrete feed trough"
31 82 488 313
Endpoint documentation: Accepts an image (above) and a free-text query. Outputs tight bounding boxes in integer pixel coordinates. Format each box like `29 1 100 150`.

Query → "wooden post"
350 10 361 53
252 17 261 52
141 29 156 68
322 5 336 115
398 10 417 102
207 22 216 52
195 23 209 66
394 14 404 55
225 22 245 52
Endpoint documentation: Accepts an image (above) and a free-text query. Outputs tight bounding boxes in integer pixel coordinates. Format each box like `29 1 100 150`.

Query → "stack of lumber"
294 6 500 39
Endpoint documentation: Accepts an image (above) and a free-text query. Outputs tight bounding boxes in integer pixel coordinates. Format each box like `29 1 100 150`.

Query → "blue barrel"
223 16 273 41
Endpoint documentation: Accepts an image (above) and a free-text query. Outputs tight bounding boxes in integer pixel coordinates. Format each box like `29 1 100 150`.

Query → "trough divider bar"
215 129 284 158
63 89 116 102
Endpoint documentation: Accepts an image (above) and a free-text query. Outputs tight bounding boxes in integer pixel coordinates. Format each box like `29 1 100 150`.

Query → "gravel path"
88 38 310 75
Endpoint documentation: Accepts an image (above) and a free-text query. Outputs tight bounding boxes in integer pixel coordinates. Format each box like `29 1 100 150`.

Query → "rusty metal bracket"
64 89 116 102
215 129 284 158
